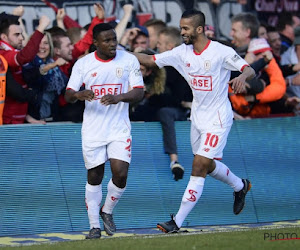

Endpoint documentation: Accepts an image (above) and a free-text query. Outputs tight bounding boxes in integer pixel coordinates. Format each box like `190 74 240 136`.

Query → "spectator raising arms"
22 32 68 122
0 12 50 124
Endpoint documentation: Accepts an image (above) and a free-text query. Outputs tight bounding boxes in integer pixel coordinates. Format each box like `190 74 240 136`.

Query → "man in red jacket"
0 12 50 124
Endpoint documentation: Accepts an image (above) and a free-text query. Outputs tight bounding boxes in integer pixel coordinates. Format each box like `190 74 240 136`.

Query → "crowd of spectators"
0 0 300 179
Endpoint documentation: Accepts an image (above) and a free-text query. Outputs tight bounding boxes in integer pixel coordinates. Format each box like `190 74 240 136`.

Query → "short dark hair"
0 12 19 35
231 13 259 38
181 9 205 29
277 12 294 32
46 26 67 37
266 26 278 33
93 23 114 40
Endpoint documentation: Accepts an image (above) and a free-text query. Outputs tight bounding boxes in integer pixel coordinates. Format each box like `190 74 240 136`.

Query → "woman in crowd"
22 32 68 122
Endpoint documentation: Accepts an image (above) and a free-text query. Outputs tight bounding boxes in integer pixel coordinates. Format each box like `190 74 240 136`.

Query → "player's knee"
112 174 127 188
87 167 103 185
192 157 213 176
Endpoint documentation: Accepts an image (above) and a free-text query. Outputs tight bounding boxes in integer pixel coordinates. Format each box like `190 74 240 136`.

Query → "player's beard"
183 33 197 45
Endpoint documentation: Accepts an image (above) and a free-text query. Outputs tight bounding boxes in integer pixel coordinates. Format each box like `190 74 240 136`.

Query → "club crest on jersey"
116 68 123 78
204 60 211 71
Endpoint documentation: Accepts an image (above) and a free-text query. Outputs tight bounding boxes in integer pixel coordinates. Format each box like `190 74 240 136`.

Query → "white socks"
174 176 205 228
209 160 243 192
85 183 102 229
102 179 126 214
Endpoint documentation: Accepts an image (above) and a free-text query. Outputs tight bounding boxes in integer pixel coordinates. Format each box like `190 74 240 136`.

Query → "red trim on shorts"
133 86 144 88
214 157 222 160
66 87 75 91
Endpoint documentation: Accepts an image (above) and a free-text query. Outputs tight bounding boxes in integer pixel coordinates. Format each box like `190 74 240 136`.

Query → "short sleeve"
154 45 183 69
66 59 84 91
224 47 249 72
128 56 144 89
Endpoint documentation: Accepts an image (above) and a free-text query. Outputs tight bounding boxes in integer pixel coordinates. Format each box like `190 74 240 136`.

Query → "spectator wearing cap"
229 38 287 117
119 25 154 53
130 25 151 52
228 13 291 117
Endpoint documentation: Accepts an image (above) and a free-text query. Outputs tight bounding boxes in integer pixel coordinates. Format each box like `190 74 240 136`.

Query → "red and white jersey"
154 40 249 129
67 50 144 144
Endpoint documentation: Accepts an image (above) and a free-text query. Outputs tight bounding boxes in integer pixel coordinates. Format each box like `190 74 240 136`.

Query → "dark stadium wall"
0 0 244 40
0 118 299 236
0 1 299 41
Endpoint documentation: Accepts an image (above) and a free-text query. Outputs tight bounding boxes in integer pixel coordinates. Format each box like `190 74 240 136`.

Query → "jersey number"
204 133 219 148
125 138 132 152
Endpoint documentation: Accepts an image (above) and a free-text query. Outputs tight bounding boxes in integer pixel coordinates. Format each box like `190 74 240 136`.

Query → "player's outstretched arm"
229 66 255 94
132 52 157 68
65 89 95 103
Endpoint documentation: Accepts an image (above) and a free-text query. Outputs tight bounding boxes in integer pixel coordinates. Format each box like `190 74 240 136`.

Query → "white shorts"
82 136 132 170
190 123 231 160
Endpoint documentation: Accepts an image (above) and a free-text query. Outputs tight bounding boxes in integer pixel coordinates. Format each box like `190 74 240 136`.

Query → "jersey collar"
94 51 115 62
193 40 211 55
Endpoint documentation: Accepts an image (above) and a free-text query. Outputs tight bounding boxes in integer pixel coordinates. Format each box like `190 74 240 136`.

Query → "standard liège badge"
116 68 123 78
204 60 211 71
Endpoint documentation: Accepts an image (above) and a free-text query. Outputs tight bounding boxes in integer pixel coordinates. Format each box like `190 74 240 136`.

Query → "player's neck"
193 36 209 54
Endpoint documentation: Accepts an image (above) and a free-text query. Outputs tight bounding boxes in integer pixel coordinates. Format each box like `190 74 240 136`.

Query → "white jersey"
67 50 144 145
154 40 249 129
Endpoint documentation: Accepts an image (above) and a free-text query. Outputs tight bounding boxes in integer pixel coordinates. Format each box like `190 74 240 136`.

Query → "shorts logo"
187 189 198 202
91 72 97 77
116 68 123 78
203 148 210 152
186 63 190 67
